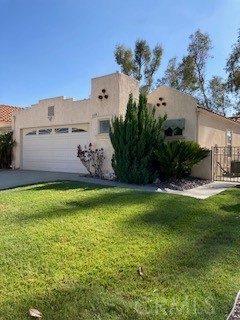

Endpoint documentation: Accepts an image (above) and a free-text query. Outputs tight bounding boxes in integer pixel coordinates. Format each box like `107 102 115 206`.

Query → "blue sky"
0 0 239 107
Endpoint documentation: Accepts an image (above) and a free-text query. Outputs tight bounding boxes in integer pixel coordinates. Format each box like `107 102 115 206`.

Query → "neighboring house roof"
0 104 23 122
228 116 240 123
197 105 240 127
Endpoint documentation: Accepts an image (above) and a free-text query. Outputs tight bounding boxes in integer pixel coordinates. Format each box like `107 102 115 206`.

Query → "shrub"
155 140 209 180
110 93 166 184
77 143 105 177
0 131 14 169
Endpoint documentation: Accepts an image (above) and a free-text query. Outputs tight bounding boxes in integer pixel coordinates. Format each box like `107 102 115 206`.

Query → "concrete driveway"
0 169 238 199
0 170 83 190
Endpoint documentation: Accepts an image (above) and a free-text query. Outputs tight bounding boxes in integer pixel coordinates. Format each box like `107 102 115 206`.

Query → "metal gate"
213 146 240 182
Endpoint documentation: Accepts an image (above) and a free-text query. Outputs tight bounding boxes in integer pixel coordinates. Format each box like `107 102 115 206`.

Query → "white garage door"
22 125 90 173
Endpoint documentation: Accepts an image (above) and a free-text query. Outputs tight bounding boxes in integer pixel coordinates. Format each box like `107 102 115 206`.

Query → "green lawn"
0 181 239 319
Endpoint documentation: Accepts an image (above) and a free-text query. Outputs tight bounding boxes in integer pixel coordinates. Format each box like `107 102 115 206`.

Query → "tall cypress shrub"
110 93 166 184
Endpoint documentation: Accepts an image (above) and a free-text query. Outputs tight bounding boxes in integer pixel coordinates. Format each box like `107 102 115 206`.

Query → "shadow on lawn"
123 196 240 271
16 181 240 274
24 180 112 192
15 183 157 222
3 183 240 319
220 203 240 213
3 281 144 320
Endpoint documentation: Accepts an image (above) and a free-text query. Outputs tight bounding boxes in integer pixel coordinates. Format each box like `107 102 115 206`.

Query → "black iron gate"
213 146 240 182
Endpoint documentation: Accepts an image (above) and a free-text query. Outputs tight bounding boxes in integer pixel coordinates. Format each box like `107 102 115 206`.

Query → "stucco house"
0 104 23 132
13 72 240 180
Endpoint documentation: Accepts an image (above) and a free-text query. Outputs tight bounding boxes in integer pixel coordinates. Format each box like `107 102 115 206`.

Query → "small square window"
48 106 54 117
99 120 110 134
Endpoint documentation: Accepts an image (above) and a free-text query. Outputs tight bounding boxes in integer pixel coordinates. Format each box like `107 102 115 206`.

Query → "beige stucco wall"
191 154 213 180
147 85 198 142
197 108 240 148
12 72 240 180
192 108 240 180
13 72 139 173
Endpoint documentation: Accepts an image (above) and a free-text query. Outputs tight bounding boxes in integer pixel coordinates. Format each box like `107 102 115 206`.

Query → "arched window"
72 128 87 133
165 128 173 136
173 127 183 136
26 130 37 136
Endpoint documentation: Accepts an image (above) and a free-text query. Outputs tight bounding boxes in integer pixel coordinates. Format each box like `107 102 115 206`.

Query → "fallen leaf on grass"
29 309 42 318
138 266 144 276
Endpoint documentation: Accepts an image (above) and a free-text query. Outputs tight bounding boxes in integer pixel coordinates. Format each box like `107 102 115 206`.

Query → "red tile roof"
0 104 23 122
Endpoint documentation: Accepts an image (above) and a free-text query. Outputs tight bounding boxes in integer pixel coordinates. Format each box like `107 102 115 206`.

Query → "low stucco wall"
198 109 240 148
191 153 213 181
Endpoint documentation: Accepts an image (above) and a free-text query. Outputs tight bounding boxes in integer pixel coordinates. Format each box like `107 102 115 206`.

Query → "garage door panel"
22 127 90 173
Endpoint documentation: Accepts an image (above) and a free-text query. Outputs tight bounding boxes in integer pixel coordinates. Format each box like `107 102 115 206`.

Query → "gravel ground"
153 177 211 191
84 175 210 191
228 294 240 320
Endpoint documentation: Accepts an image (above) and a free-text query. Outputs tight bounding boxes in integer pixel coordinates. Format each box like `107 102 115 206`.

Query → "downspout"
196 107 199 143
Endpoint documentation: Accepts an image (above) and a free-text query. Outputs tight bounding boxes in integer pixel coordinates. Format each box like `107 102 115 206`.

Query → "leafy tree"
133 39 151 81
185 29 213 108
155 140 209 180
208 76 232 115
110 93 166 184
156 57 180 89
226 29 240 93
114 39 163 91
114 45 135 76
157 55 199 94
157 30 213 109
144 45 163 88
178 55 199 93
226 29 240 114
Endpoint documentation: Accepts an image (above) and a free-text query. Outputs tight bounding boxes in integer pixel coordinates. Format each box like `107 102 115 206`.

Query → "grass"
0 181 239 319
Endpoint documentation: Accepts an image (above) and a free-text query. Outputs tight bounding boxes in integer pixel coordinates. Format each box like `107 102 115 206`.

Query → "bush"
155 140 209 180
0 131 14 169
77 143 105 178
110 93 166 184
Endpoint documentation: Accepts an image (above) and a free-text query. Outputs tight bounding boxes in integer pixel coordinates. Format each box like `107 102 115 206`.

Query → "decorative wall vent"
98 89 109 100
48 106 54 117
156 97 167 107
